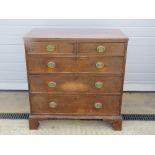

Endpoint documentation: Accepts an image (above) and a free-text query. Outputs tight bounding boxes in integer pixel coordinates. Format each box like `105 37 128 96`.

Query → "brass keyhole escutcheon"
96 62 105 69
97 45 106 53
94 102 103 109
47 61 56 68
95 81 103 88
48 81 56 88
46 45 56 52
49 101 57 108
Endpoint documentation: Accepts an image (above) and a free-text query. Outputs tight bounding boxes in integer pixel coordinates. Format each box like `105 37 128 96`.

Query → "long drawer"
29 75 122 94
30 94 121 115
27 55 124 74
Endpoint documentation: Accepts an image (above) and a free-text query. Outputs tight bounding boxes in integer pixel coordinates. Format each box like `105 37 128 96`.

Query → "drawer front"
79 43 125 56
27 55 124 74
29 75 122 93
30 94 121 115
28 41 76 54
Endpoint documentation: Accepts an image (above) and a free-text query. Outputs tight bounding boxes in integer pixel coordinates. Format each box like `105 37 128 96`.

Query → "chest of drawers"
24 28 128 130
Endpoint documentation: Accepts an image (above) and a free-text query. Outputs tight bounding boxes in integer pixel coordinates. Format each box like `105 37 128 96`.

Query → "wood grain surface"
24 28 128 130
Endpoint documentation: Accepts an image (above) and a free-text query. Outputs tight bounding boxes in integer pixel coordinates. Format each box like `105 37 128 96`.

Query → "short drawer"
27 55 124 74
27 41 76 54
30 94 121 115
29 75 122 94
79 42 125 56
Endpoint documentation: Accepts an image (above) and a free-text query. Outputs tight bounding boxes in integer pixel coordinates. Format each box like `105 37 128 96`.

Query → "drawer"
79 43 125 56
30 94 121 115
27 55 124 74
27 41 76 54
29 75 122 94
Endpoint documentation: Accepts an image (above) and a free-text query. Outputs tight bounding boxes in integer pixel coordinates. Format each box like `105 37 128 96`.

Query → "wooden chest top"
24 28 128 42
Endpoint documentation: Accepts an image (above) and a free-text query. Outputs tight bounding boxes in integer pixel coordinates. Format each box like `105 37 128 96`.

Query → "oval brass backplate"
48 81 56 88
96 62 105 69
96 45 106 53
47 61 56 68
46 45 56 52
95 81 103 88
49 101 57 108
94 102 103 109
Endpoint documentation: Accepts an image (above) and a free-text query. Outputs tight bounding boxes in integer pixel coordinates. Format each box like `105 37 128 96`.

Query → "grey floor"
0 91 155 134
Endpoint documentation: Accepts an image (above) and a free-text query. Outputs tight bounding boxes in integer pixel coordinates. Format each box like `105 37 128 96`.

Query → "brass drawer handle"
95 81 103 88
94 102 103 109
97 45 106 53
46 45 56 52
49 101 57 108
48 81 56 88
47 61 56 68
96 62 105 69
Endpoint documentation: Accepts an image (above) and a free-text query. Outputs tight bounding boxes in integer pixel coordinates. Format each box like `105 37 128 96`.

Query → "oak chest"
24 28 128 130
